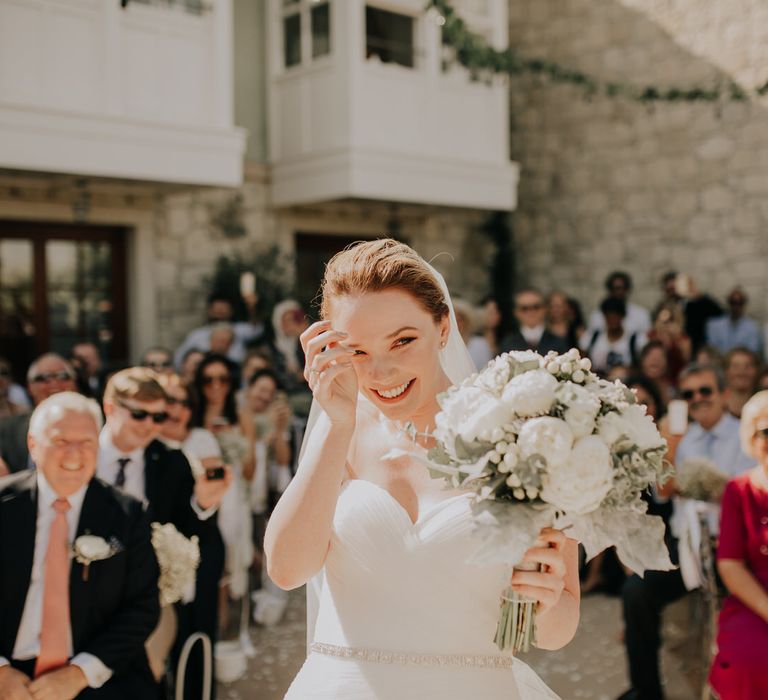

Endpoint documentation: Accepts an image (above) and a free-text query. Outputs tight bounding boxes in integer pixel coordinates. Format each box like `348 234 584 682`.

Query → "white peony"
556 382 601 439
540 435 614 514
502 370 558 417
516 416 574 468
437 387 514 445
597 404 666 450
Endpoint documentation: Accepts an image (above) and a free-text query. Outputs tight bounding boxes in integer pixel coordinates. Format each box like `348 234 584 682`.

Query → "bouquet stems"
494 563 539 654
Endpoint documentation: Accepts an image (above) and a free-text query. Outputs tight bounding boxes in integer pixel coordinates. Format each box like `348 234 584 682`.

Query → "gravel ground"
217 590 704 700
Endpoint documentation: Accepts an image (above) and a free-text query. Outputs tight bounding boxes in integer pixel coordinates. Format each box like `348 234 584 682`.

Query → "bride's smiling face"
330 288 450 422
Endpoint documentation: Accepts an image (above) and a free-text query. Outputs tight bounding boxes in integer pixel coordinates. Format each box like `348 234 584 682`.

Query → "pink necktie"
35 498 71 677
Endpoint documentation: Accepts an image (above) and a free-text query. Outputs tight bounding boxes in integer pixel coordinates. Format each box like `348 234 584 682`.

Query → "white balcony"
0 0 245 187
267 0 518 211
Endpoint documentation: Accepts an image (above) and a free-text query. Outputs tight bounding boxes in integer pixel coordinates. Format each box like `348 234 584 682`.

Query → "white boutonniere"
72 535 122 581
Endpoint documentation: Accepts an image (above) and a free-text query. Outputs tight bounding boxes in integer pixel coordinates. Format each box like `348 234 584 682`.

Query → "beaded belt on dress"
309 642 514 669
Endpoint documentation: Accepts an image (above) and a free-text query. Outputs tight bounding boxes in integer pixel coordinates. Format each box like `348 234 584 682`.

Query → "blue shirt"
675 412 755 476
705 315 762 355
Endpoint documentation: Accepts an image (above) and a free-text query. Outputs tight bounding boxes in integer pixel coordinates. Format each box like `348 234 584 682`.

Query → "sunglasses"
754 428 768 439
165 396 193 409
517 304 544 312
117 400 168 424
30 371 74 383
680 386 715 401
203 375 231 386
144 360 173 369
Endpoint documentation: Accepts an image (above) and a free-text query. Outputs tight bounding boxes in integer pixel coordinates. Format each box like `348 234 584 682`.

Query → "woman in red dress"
709 391 768 699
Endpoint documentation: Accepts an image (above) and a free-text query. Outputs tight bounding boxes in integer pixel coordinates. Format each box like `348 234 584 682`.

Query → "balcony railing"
120 0 211 15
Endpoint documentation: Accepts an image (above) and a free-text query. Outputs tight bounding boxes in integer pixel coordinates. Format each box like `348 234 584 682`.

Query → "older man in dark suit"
501 288 570 356
0 392 160 699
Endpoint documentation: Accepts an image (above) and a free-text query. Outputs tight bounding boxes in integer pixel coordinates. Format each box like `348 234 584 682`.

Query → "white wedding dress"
284 478 558 699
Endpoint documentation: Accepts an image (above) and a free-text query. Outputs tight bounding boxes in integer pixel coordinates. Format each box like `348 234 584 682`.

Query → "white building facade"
0 0 518 379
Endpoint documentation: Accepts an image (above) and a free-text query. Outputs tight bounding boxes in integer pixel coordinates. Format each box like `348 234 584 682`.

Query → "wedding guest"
179 349 205 386
647 303 691 384
245 369 293 627
0 356 25 419
0 392 161 698
501 288 568 355
618 363 754 700
723 347 761 418
696 343 725 370
637 340 675 409
99 367 230 699
580 299 646 376
70 342 105 399
140 347 175 376
708 391 768 698
209 324 236 359
651 270 683 319
158 374 230 700
452 299 493 369
676 274 722 354
706 288 762 356
0 353 77 474
586 271 651 338
547 290 584 350
174 294 264 368
479 296 507 358
250 300 311 417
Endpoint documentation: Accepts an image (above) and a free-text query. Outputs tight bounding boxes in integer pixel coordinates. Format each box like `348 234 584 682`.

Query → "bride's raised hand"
301 320 359 427
511 528 568 615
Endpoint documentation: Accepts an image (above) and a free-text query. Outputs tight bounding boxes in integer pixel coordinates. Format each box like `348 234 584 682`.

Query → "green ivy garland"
430 0 768 103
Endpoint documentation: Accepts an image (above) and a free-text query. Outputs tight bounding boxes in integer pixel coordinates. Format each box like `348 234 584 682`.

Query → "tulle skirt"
283 652 559 699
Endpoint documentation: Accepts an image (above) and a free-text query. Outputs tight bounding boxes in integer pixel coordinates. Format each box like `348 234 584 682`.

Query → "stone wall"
507 0 768 320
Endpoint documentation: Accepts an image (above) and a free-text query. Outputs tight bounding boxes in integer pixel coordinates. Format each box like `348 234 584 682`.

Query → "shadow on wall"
507 0 768 317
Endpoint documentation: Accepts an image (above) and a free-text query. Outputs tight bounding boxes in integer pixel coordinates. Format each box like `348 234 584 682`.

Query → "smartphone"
668 399 689 435
205 466 226 481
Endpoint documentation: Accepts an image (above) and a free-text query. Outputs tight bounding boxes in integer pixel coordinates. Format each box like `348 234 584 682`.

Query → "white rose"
540 435 614 514
502 370 558 417
75 535 112 561
517 416 574 468
597 404 665 450
507 350 542 365
556 382 601 439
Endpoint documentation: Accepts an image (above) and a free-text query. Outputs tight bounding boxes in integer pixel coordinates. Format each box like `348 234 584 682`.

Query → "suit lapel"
0 473 37 654
143 442 160 510
69 480 113 650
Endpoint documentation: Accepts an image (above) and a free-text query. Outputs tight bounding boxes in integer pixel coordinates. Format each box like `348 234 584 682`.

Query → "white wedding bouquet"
427 348 674 653
151 522 201 607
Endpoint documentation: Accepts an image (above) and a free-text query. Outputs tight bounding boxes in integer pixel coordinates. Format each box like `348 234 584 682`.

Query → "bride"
265 240 580 699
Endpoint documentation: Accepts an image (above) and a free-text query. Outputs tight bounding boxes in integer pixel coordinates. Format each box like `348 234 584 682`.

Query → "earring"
440 341 446 348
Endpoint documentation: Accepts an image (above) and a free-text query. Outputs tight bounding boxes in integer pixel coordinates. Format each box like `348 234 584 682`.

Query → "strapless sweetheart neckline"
344 479 470 527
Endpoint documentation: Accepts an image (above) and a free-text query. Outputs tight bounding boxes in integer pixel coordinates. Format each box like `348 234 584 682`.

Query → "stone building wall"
507 0 768 320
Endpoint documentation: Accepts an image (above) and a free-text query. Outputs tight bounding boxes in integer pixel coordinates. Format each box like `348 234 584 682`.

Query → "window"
284 13 301 68
281 0 332 70
311 2 331 59
0 221 128 382
365 6 414 68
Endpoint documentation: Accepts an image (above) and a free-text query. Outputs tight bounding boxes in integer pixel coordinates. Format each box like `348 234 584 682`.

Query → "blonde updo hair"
320 239 449 323
739 390 768 459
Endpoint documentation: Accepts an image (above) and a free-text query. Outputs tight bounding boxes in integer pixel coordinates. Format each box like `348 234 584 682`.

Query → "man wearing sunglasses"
98 368 230 537
618 363 755 700
501 288 569 355
0 353 78 475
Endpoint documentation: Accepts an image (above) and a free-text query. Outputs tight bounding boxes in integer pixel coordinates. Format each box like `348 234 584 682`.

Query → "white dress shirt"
0 472 112 687
96 431 146 503
97 429 217 525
